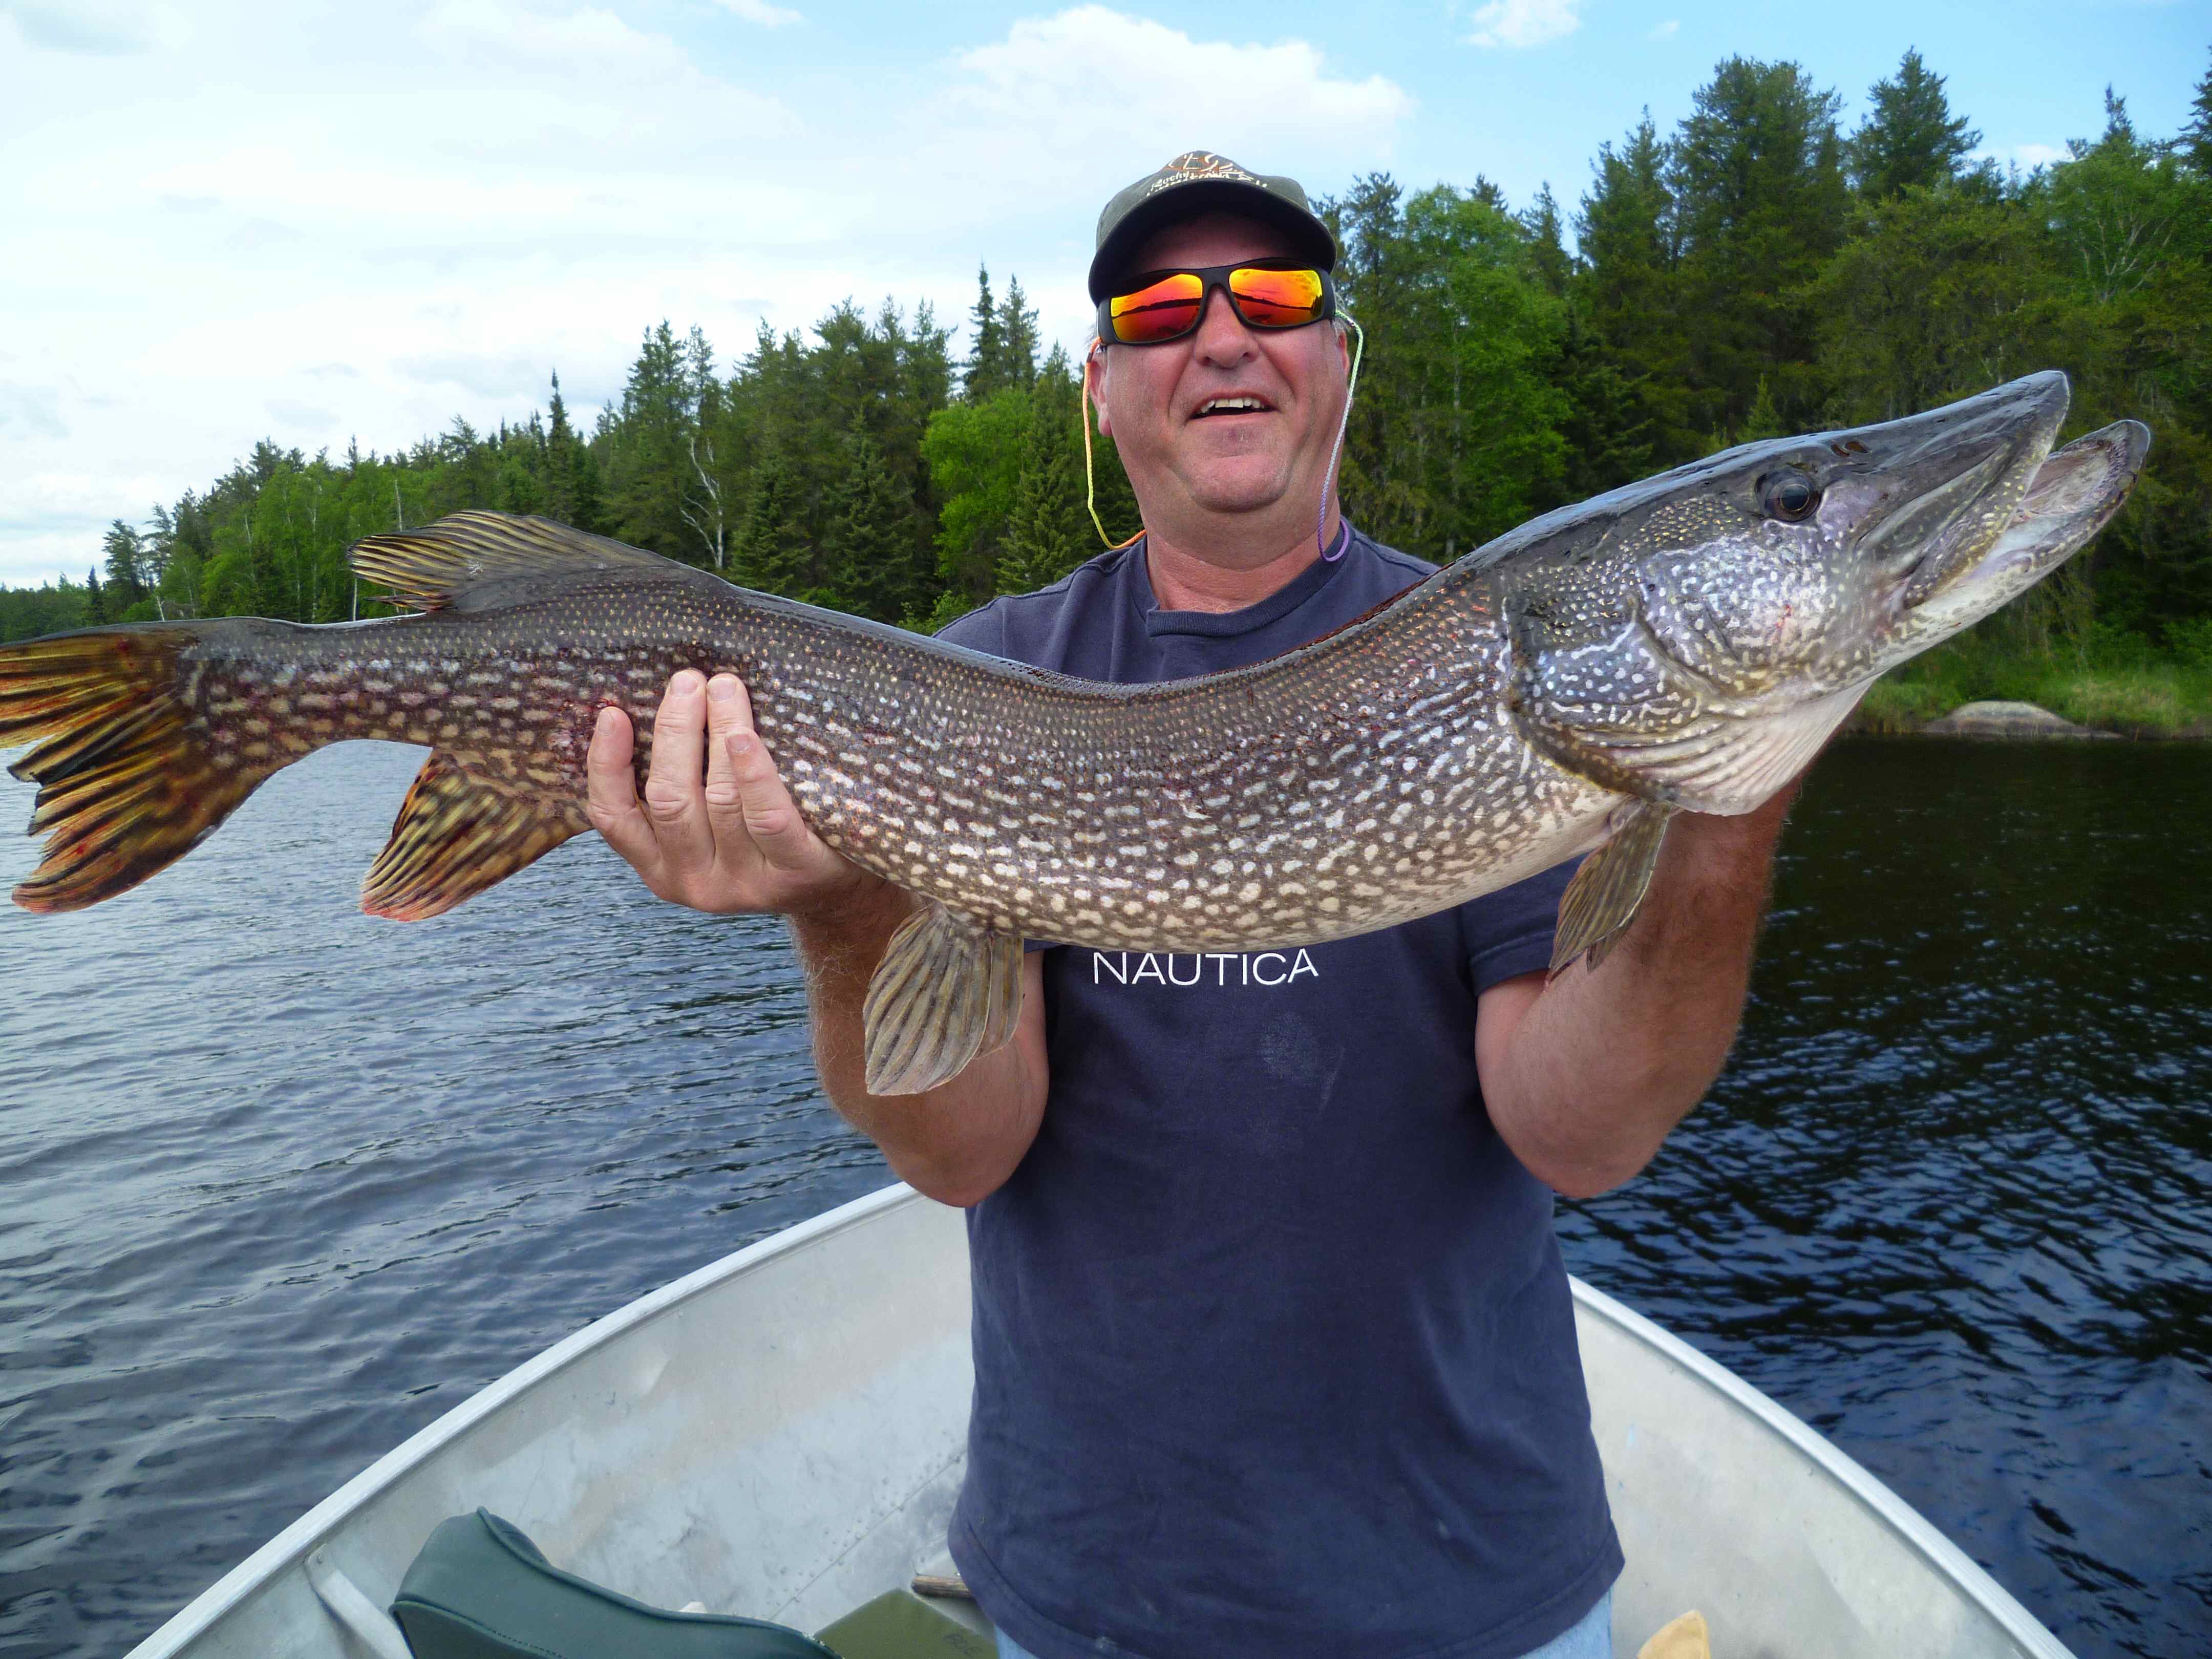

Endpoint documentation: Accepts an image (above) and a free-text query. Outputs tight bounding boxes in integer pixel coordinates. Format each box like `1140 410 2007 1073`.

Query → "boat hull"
125 1185 2071 1659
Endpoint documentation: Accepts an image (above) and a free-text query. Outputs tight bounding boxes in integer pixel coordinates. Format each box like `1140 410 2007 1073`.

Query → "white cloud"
1463 0 1581 50
1981 141 2069 172
709 0 799 23
1649 19 1679 39
941 7 1411 205
0 3 1411 587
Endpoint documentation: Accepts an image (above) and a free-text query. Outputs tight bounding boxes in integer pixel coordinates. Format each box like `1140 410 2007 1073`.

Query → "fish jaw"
1871 418 2152 662
1492 372 2148 815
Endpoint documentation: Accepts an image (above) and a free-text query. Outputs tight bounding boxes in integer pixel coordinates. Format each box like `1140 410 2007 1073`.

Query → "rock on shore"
1919 700 2118 739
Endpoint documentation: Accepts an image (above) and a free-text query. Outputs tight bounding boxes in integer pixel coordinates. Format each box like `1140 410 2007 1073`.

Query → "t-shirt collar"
1133 524 1356 640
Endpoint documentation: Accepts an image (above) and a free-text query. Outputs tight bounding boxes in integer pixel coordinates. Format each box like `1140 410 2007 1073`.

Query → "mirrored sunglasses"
1097 261 1335 346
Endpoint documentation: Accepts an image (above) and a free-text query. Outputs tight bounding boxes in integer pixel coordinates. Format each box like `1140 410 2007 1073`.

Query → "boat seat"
390 1511 837 1659
815 1590 995 1659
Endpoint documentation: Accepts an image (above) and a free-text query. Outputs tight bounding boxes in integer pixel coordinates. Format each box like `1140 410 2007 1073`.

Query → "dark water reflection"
1 738 2206 1657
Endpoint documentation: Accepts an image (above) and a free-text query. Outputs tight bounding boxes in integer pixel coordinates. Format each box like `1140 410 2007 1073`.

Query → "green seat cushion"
390 1509 837 1659
814 1591 995 1659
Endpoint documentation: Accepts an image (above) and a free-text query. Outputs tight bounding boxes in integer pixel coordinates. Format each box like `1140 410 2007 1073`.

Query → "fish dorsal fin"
348 512 680 613
362 752 589 920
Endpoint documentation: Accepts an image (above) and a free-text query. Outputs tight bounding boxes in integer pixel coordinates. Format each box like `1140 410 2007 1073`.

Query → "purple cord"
1320 521 1350 562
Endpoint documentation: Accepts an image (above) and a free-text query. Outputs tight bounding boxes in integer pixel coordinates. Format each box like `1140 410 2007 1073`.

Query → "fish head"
1491 371 2149 813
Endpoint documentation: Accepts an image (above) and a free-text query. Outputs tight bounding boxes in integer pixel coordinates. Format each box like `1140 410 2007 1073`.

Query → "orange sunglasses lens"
1228 265 1326 327
1108 272 1205 344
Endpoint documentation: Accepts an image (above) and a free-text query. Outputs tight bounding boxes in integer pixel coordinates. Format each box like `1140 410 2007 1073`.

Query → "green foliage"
1849 49 1981 200
922 387 1034 608
998 353 1090 595
8 46 2212 680
822 415 925 619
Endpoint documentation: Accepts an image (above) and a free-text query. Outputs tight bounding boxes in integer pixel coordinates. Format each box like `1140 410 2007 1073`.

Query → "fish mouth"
1846 371 2071 610
1901 418 2152 641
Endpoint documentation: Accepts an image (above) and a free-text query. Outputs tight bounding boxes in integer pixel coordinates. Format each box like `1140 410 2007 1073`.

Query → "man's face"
1092 212 1349 535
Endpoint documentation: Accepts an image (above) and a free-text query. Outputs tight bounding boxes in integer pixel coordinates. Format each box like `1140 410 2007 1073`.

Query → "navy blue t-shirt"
938 530 1622 1659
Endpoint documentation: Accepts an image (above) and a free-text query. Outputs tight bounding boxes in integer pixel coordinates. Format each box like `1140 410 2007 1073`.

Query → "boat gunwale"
124 1183 928 1659
1570 1278 2072 1659
125 1184 2072 1659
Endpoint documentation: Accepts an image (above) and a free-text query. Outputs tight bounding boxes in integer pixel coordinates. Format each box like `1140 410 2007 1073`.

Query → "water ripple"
1 737 2207 1657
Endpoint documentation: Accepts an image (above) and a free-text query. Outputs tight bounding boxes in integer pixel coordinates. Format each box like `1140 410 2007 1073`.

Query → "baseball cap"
1088 152 1338 303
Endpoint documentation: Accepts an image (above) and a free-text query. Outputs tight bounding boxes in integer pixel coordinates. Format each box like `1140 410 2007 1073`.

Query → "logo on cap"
1145 151 1261 196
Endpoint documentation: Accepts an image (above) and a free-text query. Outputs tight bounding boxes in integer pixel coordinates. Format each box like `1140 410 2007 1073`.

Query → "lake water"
0 738 2205 1658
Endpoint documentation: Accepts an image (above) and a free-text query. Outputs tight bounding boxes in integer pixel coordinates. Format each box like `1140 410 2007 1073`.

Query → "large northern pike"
0 372 2147 1092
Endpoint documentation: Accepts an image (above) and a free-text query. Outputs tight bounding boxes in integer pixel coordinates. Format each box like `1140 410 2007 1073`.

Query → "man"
585 154 1796 1659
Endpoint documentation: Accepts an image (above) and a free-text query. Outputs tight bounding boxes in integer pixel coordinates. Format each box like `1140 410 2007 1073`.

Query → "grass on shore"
1857 618 2212 737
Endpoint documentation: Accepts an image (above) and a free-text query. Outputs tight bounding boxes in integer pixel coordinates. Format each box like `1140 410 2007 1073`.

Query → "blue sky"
0 0 2203 587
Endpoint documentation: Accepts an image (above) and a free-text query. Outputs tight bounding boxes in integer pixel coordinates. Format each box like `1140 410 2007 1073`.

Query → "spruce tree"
733 444 810 598
545 370 581 526
101 521 147 610
1575 112 1695 463
996 277 1040 390
83 565 109 625
1668 57 1851 435
1850 49 1981 200
998 358 1088 595
822 414 920 620
2182 48 2212 178
962 265 1006 401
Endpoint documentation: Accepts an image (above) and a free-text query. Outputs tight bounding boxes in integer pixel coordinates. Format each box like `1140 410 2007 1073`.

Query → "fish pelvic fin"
349 512 681 613
862 900 1025 1096
2 625 278 912
1550 800 1677 977
362 752 588 921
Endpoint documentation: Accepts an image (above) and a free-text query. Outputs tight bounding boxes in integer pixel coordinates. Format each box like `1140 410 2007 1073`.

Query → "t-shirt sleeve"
1460 856 1583 994
934 602 1008 656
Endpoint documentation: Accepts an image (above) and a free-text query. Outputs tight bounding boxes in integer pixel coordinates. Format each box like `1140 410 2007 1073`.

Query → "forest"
5 49 2209 729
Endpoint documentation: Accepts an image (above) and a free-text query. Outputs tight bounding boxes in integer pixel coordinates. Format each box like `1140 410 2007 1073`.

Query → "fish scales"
157 564 1612 954
0 375 2151 1090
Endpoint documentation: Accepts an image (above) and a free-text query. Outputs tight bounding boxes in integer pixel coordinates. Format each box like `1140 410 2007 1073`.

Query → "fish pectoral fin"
862 901 1024 1097
361 753 586 921
1550 800 1677 977
348 511 680 613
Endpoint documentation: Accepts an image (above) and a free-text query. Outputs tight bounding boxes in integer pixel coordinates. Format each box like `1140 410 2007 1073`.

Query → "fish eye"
1759 469 1820 523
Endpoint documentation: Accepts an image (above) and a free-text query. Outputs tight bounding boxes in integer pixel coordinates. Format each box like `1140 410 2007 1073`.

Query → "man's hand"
1474 780 1802 1199
585 669 885 919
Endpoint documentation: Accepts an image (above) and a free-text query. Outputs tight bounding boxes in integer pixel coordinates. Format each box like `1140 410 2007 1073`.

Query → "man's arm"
1473 787 1798 1199
585 670 1049 1206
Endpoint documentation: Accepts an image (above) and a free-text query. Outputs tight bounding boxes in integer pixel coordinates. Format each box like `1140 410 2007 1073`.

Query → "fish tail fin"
1 625 272 912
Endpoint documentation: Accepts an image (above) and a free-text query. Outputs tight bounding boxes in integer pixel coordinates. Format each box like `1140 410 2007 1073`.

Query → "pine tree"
545 371 582 526
1849 49 1981 200
1668 57 1851 435
1575 113 1695 464
996 277 1040 389
82 565 109 625
733 444 810 597
2185 48 2212 178
1521 184 1572 297
998 358 1088 595
1738 376 1786 442
101 520 147 610
822 415 920 620
962 265 1006 402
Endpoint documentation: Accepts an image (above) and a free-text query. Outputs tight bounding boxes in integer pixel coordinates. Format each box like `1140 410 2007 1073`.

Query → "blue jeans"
993 1589 1613 1659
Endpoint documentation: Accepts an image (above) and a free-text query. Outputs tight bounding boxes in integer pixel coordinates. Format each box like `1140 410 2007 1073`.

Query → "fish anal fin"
347 512 684 614
862 901 1024 1096
361 753 586 921
1550 800 1677 977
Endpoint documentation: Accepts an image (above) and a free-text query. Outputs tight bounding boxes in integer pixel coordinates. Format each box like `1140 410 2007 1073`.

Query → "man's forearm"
789 889 1048 1207
1483 788 1796 1197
